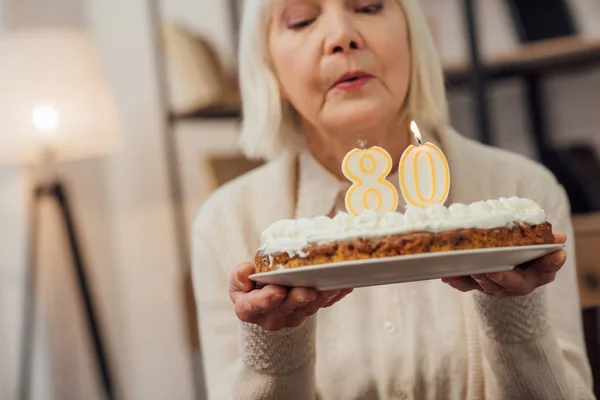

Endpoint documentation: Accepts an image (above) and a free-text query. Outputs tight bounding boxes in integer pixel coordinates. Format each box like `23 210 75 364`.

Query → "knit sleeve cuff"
473 287 551 343
239 316 316 375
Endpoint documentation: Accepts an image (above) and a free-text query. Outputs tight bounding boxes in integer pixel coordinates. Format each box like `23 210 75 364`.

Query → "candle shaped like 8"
398 121 451 208
342 146 399 216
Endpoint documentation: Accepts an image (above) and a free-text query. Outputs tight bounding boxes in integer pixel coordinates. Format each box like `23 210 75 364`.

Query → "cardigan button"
393 385 409 399
384 321 397 334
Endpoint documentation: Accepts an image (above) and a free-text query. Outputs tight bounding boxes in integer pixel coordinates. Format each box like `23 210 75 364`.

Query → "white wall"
0 0 198 399
2 0 84 28
0 168 34 400
85 0 197 398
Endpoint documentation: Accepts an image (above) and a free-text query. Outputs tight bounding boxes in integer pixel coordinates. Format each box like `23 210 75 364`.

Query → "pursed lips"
330 71 374 90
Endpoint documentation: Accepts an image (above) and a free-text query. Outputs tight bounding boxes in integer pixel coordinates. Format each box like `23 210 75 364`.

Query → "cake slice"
254 197 554 273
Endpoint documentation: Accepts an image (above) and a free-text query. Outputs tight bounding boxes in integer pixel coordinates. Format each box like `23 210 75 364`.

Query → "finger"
522 252 563 287
284 290 340 327
516 258 539 271
536 249 567 274
472 274 504 295
324 288 354 308
235 285 287 322
288 305 318 328
485 270 526 293
302 290 341 316
442 276 480 292
515 267 556 293
279 287 318 313
229 263 257 302
538 271 557 286
553 231 567 244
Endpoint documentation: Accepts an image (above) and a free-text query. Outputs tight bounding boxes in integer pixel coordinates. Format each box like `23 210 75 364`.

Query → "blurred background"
1 0 600 399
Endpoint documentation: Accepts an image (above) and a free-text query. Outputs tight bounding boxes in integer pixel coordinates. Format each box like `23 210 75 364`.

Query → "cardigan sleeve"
473 178 594 399
191 209 317 400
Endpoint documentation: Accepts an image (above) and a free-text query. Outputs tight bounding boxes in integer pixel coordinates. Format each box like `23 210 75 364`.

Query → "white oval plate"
249 244 565 291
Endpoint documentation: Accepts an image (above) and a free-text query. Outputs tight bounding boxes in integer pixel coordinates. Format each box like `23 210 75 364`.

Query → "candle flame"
410 121 422 144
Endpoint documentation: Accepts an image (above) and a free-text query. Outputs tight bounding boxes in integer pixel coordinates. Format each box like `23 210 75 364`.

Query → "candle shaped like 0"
398 122 451 208
342 146 399 216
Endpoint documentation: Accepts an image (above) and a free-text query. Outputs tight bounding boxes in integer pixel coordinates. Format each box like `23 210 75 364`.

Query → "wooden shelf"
445 36 600 85
170 103 242 120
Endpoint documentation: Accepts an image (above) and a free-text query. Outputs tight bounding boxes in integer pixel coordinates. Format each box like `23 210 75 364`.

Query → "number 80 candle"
398 121 450 209
341 122 451 215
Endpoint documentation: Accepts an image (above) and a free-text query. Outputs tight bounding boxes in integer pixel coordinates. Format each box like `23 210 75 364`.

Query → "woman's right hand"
229 263 352 331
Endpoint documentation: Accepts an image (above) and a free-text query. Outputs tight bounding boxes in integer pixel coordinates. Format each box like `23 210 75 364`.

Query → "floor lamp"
0 29 122 400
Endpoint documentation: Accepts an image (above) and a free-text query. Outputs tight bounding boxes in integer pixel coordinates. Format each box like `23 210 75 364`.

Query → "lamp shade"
0 28 122 165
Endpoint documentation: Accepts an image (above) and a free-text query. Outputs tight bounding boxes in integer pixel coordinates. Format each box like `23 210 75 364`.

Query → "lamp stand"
18 179 115 400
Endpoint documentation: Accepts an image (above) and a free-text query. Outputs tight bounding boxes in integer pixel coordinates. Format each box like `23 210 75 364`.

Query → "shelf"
445 36 600 85
171 36 600 121
170 104 242 120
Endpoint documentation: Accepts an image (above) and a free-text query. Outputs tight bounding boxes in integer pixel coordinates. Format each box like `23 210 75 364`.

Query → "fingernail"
553 250 566 266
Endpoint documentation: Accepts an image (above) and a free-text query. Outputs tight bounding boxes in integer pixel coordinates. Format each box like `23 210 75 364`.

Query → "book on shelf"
505 0 578 43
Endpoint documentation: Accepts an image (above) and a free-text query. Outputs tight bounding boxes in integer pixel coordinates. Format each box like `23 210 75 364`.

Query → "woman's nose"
323 16 363 55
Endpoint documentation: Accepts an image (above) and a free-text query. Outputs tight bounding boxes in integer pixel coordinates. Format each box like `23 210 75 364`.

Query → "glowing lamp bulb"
32 105 60 132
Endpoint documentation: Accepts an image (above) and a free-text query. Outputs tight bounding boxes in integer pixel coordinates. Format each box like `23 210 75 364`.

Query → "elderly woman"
192 0 594 399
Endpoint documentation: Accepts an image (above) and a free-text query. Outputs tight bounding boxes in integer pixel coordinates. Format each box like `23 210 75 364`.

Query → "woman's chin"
322 101 394 133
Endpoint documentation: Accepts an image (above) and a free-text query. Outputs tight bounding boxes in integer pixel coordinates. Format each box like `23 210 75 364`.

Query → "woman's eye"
288 18 315 30
357 2 383 13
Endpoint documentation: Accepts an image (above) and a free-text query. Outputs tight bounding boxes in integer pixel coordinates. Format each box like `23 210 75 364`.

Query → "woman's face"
268 0 411 136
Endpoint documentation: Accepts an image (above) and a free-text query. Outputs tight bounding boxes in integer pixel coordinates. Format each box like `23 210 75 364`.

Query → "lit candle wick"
410 121 423 146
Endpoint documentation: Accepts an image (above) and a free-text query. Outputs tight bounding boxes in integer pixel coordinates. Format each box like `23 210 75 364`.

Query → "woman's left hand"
441 232 567 298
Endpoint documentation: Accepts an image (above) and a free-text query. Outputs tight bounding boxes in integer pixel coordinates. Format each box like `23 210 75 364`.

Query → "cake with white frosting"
254 197 554 273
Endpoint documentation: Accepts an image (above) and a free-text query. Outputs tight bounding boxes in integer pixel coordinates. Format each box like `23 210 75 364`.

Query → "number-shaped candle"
342 146 399 216
398 121 450 208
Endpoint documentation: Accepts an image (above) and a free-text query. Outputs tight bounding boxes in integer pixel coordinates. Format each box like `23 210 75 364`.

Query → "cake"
254 197 554 273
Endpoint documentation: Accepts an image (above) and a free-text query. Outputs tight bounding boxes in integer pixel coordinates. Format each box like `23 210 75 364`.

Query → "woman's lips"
332 74 373 91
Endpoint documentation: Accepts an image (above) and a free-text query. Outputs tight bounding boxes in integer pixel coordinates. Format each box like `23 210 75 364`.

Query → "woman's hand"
442 232 567 298
229 263 353 331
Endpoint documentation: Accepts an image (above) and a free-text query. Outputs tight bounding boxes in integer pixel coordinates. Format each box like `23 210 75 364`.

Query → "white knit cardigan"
192 128 594 399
